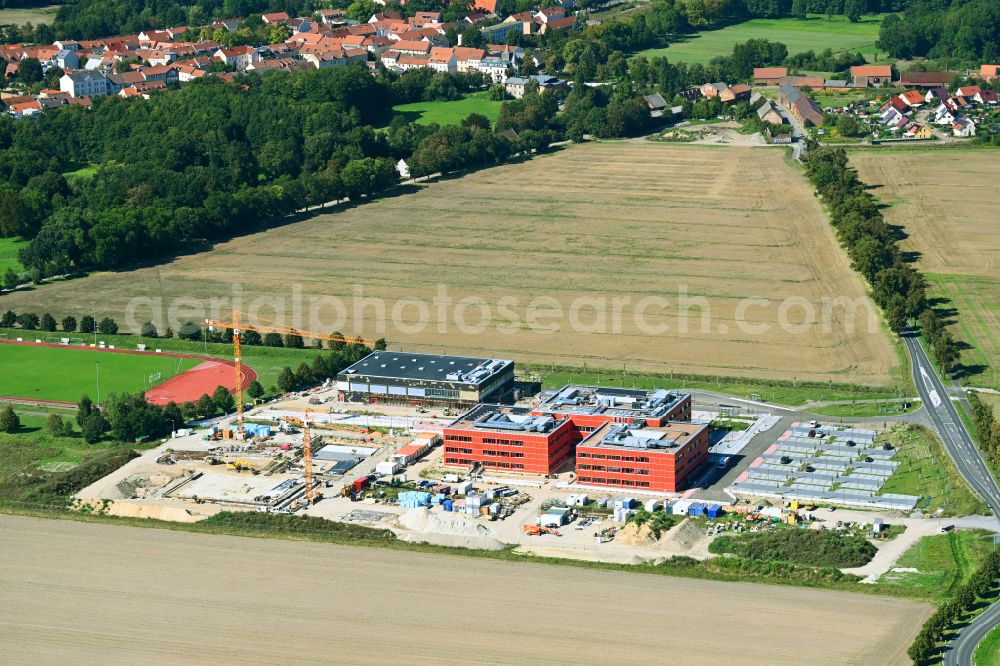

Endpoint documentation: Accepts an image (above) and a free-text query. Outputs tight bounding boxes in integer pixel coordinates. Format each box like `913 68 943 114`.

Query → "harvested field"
0 513 929 664
852 150 1000 389
2 143 897 384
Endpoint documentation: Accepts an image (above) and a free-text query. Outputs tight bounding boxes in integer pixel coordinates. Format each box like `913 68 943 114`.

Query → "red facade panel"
575 428 709 492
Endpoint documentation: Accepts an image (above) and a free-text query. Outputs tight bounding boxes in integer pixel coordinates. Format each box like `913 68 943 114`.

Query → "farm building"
851 65 892 87
576 421 710 492
898 71 954 88
778 84 824 127
337 351 515 406
753 67 787 86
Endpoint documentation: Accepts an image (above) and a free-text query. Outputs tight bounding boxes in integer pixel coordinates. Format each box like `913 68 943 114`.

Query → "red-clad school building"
443 385 708 490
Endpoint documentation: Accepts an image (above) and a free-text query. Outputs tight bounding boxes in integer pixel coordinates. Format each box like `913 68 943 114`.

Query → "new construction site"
72 349 951 573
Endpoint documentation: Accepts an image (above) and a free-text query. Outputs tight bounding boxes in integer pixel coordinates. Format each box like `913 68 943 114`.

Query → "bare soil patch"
0 513 929 664
2 143 897 383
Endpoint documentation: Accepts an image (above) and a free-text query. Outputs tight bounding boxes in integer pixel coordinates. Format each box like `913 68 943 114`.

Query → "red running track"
0 339 256 406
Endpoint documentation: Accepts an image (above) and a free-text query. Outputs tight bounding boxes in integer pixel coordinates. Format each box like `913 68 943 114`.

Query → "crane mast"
203 310 376 437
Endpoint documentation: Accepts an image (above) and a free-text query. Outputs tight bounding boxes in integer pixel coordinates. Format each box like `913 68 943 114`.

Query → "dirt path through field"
0 514 928 664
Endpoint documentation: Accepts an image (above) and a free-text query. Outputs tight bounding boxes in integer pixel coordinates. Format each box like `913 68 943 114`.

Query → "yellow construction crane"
282 408 316 504
204 310 374 431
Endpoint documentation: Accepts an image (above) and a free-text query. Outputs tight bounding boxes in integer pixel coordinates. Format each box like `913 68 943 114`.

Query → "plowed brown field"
0 514 929 665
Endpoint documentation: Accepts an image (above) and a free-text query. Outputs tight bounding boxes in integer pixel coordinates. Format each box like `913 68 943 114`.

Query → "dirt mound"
398 507 492 537
656 519 708 553
397 508 504 550
104 501 205 523
399 532 506 551
615 521 657 546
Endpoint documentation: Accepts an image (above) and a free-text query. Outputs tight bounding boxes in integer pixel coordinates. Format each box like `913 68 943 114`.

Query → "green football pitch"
0 343 202 404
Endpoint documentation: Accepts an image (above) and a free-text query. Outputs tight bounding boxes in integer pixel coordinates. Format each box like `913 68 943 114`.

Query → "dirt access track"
0 514 927 664
3 142 898 384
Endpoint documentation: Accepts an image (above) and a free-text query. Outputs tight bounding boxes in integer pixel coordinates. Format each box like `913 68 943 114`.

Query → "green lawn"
0 343 202 403
638 14 886 65
1 326 332 393
391 91 503 126
877 530 993 600
924 273 1000 392
976 623 1000 666
62 164 99 181
876 530 992 600
0 5 58 26
0 237 26 275
809 399 920 418
879 425 987 516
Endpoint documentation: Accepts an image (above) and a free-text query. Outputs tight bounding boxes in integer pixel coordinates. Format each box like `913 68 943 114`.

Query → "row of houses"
754 64 1000 90
4 0 563 115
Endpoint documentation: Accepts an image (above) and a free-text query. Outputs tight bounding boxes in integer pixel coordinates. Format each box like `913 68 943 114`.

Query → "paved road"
903 333 1000 515
902 331 1000 665
949 601 1000 666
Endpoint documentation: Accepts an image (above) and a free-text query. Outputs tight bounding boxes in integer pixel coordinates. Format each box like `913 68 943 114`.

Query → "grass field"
62 164 98 181
808 399 920 418
976 623 1000 666
851 150 1000 390
0 328 329 392
877 530 992 601
0 343 202 403
638 14 885 65
0 237 26 275
0 142 900 385
879 425 987 516
391 91 503 126
0 5 58 25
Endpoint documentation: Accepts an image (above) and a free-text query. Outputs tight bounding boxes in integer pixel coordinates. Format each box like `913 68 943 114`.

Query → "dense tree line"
969 392 1000 466
0 65 551 281
802 147 960 373
908 549 1000 663
878 0 1000 63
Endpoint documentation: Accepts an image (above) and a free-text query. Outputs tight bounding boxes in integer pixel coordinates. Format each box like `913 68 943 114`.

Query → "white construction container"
375 461 400 476
644 499 661 512
454 481 474 495
670 500 693 515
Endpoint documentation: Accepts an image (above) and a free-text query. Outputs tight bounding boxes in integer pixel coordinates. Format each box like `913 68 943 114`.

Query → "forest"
0 66 535 279
877 0 1000 63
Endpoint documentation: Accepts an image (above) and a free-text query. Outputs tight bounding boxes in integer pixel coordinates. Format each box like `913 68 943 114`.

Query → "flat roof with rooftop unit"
443 404 576 475
337 351 515 406
532 385 692 427
575 421 709 493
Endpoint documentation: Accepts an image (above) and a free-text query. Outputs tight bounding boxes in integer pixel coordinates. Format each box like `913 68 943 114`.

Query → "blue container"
443 499 454 512
706 504 723 518
687 502 706 517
